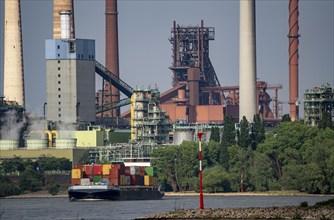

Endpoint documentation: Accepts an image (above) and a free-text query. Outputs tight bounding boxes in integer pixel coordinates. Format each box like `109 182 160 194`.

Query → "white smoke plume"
0 110 26 140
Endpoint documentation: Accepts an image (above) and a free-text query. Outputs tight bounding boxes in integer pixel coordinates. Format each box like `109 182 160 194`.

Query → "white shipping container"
80 178 90 186
130 166 140 175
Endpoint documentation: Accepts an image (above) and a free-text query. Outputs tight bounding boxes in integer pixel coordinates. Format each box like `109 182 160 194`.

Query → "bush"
19 168 44 192
48 184 60 196
0 176 20 197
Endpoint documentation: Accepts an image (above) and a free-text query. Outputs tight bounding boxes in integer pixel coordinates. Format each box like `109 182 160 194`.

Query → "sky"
0 0 333 118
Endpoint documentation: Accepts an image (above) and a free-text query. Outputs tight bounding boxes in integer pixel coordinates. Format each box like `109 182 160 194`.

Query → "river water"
0 195 333 220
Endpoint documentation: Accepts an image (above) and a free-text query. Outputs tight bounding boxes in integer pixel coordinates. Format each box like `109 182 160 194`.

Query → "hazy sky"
1 0 333 118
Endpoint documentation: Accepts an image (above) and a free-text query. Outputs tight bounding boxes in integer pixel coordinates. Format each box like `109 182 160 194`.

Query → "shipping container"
83 165 93 175
145 167 154 176
130 166 140 175
71 168 82 179
71 178 81 185
138 175 144 185
93 175 102 183
130 175 140 185
112 163 125 170
93 165 103 175
103 175 111 180
80 178 90 186
109 178 119 186
144 175 154 186
153 177 158 187
110 168 120 179
139 167 145 176
125 176 131 186
82 171 89 178
124 167 130 175
74 164 83 169
102 164 112 175
119 175 126 186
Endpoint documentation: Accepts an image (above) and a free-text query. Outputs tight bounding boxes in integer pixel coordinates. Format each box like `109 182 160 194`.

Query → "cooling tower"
53 0 75 39
4 0 25 106
239 0 257 121
106 0 120 117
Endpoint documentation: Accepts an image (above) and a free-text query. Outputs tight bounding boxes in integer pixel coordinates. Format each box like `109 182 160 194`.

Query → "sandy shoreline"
2 190 330 199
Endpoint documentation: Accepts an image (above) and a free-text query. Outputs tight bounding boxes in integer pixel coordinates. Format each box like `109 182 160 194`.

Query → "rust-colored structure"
288 0 300 121
104 0 120 117
53 0 75 39
120 21 282 124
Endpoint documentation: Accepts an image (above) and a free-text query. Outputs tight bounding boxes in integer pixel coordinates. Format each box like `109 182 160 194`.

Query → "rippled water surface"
0 195 332 220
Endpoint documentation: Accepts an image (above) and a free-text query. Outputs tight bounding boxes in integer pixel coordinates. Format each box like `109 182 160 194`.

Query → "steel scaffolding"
304 84 334 126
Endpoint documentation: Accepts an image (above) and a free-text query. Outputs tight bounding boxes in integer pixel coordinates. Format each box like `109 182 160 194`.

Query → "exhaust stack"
4 0 25 106
105 0 120 117
239 0 257 121
53 0 75 39
288 0 300 121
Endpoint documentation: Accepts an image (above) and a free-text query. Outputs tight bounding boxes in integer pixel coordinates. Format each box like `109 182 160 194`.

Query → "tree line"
0 156 72 197
152 114 334 194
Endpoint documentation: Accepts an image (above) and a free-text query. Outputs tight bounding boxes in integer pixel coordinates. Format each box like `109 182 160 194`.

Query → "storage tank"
173 130 194 145
26 139 48 150
0 140 19 150
56 138 77 149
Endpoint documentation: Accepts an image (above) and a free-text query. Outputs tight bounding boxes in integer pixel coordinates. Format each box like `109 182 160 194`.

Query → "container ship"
68 162 164 201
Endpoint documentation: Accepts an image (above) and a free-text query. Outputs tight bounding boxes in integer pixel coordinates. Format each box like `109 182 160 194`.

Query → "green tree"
318 111 333 130
239 116 251 148
210 126 220 143
282 114 291 122
251 114 265 150
257 121 315 181
219 115 235 170
228 145 253 191
222 115 236 147
249 152 276 191
204 141 221 166
203 165 231 193
152 142 199 192
19 168 44 192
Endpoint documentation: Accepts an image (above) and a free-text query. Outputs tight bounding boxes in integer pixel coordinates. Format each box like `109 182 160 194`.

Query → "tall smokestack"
239 0 257 121
288 0 299 121
4 0 25 106
106 0 120 117
53 0 75 39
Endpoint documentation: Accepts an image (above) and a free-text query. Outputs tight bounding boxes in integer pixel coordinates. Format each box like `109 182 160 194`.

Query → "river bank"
3 190 330 199
138 206 334 219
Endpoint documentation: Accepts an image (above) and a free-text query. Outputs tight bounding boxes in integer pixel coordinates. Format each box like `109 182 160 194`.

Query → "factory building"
304 84 334 126
45 12 96 124
130 88 171 145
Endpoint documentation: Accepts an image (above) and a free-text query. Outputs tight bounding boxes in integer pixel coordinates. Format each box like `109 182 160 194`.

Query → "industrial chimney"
105 0 120 117
53 0 75 39
4 0 25 106
288 0 300 121
59 10 72 39
239 0 257 121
